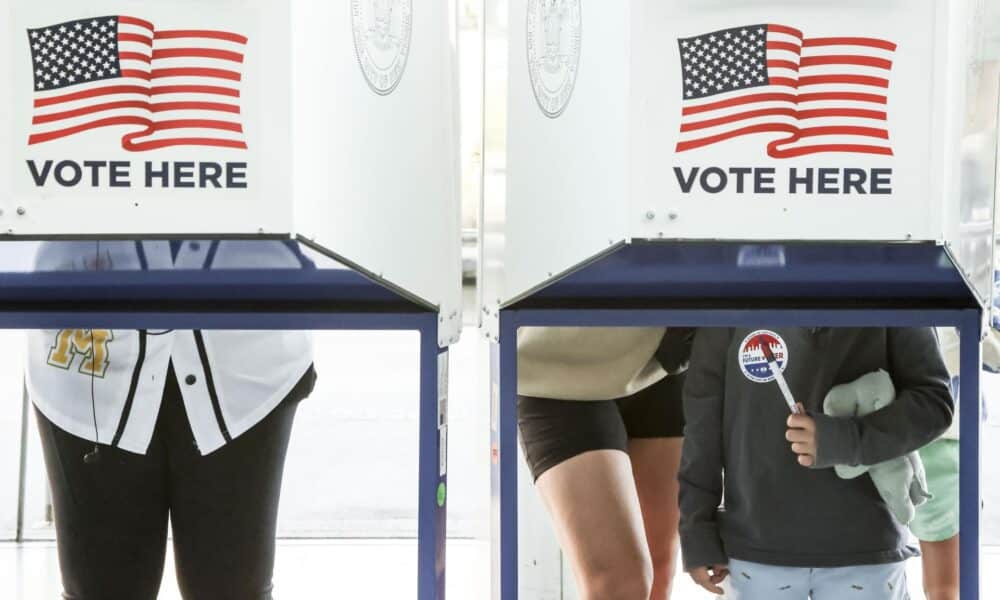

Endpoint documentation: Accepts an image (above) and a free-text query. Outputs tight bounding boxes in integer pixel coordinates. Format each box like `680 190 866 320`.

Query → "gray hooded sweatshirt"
679 327 953 570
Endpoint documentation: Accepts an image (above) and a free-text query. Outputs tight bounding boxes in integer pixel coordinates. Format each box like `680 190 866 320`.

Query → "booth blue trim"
490 241 983 600
0 240 448 600
521 241 970 305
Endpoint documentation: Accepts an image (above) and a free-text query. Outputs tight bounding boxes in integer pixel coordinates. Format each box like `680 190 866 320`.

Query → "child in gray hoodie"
679 327 953 599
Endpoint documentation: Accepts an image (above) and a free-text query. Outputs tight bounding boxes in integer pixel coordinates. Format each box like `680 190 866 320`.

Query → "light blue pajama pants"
721 559 909 599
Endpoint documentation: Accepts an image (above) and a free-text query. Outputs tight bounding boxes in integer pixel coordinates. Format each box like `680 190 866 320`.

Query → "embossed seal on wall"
526 0 581 118
351 0 412 95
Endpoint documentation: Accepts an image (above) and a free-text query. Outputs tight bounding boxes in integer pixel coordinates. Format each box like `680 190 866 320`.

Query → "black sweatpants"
36 364 315 600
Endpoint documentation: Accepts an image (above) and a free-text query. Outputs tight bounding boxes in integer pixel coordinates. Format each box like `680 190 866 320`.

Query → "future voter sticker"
526 0 582 118
738 330 788 383
352 0 412 96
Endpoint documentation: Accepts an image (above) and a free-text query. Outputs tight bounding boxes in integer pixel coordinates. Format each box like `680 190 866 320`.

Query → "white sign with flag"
1 0 291 235
630 0 949 242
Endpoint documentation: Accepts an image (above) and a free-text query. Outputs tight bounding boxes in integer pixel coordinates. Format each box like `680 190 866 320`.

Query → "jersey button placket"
185 374 197 385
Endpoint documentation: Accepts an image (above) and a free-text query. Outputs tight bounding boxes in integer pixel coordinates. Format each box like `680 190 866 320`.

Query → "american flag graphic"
27 16 248 151
675 24 896 158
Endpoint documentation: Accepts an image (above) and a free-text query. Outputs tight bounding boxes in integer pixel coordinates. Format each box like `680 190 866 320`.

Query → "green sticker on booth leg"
437 482 446 507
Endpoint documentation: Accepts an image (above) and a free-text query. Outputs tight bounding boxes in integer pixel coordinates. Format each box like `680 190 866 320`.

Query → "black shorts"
517 372 686 481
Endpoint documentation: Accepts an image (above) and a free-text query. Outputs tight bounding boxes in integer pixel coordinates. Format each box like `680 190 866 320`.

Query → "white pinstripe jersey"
26 240 314 455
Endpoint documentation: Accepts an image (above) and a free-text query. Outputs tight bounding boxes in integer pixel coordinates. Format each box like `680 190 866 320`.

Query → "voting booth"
1 1 460 598
484 0 999 598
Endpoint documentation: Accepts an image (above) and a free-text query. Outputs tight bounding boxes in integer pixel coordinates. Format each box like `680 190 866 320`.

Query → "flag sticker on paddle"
675 24 897 159
26 15 248 151
738 330 789 383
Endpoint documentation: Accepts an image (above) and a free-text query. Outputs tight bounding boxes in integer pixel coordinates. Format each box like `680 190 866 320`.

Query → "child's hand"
689 564 730 594
786 411 817 467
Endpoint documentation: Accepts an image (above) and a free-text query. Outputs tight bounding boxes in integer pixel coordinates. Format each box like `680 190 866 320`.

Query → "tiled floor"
1 539 489 600
3 538 996 599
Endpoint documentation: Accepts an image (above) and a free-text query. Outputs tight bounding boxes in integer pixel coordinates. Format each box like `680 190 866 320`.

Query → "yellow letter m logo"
47 329 115 378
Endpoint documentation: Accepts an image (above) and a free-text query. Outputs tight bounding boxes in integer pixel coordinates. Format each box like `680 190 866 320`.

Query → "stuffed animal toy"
823 369 932 525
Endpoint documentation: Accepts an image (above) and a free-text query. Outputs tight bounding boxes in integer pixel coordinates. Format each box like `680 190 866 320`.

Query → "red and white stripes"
29 15 248 151
676 24 896 158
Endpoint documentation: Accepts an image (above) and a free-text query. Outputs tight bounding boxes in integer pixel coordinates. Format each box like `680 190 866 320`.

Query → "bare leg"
920 535 959 600
629 438 684 600
536 450 654 600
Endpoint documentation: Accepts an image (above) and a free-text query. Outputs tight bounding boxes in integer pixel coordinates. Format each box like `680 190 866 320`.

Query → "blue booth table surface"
0 239 449 600
519 240 972 308
490 241 984 600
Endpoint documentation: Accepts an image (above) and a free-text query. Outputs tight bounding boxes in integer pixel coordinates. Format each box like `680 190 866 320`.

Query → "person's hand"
688 564 730 594
786 408 817 467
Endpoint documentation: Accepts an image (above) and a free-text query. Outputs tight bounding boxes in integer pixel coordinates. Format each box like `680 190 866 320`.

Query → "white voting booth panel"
494 0 998 317
1 1 462 341
293 0 463 343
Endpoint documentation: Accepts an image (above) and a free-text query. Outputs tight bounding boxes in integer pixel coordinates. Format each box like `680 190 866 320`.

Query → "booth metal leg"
491 310 519 600
959 307 983 600
15 378 29 542
418 319 448 600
